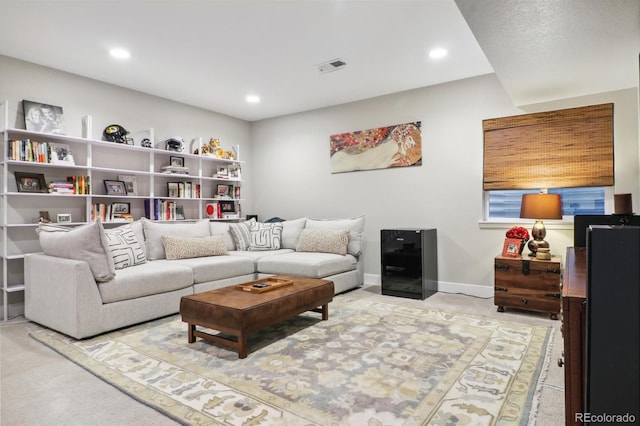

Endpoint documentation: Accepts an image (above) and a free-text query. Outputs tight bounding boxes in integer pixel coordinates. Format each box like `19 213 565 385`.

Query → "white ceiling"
0 0 638 122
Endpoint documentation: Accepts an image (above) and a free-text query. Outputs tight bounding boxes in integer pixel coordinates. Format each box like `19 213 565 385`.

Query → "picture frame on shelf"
216 165 229 178
111 202 131 215
219 200 235 213
167 182 179 198
14 172 48 193
175 204 185 220
170 156 184 167
118 175 138 196
49 142 75 165
229 165 241 179
217 184 231 197
56 213 72 223
22 100 66 135
502 238 523 258
104 179 127 196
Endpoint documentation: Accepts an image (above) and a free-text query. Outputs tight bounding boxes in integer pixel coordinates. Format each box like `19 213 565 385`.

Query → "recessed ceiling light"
246 95 260 104
109 48 130 59
429 48 447 59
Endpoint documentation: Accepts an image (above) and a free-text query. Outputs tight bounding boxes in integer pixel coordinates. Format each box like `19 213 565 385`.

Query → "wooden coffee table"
180 275 334 358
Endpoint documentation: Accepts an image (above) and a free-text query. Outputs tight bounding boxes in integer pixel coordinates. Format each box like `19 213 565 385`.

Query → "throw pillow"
209 221 235 251
36 221 115 282
248 221 283 251
141 218 210 260
161 234 228 260
103 224 147 269
296 229 350 255
228 218 255 251
281 217 307 249
306 215 365 256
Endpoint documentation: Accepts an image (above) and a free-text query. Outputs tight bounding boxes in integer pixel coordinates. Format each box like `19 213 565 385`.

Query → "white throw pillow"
296 229 349 255
229 218 255 251
306 216 365 256
281 217 307 249
104 224 147 269
141 218 211 260
248 222 283 251
161 235 228 260
36 221 115 282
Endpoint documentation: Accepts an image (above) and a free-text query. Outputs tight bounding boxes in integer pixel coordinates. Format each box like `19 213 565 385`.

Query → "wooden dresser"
494 254 562 319
561 247 586 426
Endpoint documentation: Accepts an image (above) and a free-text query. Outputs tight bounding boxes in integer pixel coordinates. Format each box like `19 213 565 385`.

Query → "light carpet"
30 292 552 426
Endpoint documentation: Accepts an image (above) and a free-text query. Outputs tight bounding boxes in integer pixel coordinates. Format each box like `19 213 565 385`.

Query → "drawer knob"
521 298 528 305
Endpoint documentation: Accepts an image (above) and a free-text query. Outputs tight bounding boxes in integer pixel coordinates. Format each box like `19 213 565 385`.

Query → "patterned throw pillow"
296 229 350 255
104 224 147 270
161 234 228 260
229 218 255 251
248 222 283 251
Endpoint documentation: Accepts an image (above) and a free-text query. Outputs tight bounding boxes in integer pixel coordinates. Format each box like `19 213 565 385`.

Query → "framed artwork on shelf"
217 184 231 197
118 175 138 196
175 204 185 220
216 165 229 177
14 172 48 193
49 142 75 165
56 213 72 223
22 100 66 135
104 180 127 196
219 200 235 212
502 238 523 258
167 182 179 198
111 202 131 215
229 165 241 179
170 156 184 167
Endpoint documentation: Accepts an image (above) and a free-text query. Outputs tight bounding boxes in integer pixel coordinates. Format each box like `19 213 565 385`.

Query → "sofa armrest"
24 253 104 339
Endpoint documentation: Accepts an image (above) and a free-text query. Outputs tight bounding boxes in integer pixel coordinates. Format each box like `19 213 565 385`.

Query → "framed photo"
502 238 523 258
229 165 241 179
111 202 131 215
104 179 127 196
170 156 184 167
118 175 138 196
175 204 185 220
23 100 65 135
219 200 235 212
217 184 231 197
14 172 48 193
56 213 72 223
167 182 179 198
216 165 229 177
49 142 75 165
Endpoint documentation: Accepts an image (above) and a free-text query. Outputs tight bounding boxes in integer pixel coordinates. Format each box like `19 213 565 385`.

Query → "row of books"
144 199 186 221
7 139 74 164
50 176 90 194
167 181 201 198
91 203 133 223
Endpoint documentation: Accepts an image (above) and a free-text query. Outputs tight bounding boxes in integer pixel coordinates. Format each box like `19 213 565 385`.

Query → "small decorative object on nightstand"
494 254 561 319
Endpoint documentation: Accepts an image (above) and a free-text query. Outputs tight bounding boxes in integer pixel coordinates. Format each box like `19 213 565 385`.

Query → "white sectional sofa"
25 216 364 339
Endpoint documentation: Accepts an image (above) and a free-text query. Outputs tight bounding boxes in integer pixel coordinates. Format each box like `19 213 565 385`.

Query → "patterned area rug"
30 292 552 425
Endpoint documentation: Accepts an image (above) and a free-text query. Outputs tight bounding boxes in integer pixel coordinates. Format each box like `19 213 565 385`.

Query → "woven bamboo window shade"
483 103 614 190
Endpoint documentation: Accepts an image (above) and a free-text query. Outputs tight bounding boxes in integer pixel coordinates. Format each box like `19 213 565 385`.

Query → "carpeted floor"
30 289 553 426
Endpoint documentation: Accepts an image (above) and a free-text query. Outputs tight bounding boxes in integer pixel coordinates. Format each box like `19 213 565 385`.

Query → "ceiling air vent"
318 58 347 74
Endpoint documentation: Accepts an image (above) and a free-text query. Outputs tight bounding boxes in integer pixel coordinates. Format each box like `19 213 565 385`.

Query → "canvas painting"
330 121 422 173
23 100 66 135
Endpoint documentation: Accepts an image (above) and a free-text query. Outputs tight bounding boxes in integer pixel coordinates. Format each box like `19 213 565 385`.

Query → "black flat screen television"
574 214 640 246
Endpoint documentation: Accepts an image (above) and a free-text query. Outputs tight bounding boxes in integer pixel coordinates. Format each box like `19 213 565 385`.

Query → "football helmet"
140 138 152 148
103 124 133 144
164 137 184 152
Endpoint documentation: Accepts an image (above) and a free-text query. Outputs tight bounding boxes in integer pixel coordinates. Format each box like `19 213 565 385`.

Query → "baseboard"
364 274 493 299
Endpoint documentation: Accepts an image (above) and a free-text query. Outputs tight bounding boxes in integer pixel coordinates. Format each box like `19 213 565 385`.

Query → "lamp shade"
520 194 563 220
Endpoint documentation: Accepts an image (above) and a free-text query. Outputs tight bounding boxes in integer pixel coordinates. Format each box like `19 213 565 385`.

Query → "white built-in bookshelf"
0 100 244 320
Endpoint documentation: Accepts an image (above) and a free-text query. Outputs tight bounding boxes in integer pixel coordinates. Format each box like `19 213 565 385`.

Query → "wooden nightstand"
494 254 562 319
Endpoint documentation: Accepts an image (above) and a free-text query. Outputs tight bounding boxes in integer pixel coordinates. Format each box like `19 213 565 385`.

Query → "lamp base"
527 239 549 256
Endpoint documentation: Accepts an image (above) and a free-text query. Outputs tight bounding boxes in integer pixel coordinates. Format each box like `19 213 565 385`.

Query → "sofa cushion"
141 218 210 260
161 235 228 260
97 261 193 304
257 252 357 278
36 221 115 282
229 218 255 251
164 256 255 284
281 217 307 249
296 229 349 255
104 223 147 269
306 216 365 256
209 221 235 250
248 222 283 251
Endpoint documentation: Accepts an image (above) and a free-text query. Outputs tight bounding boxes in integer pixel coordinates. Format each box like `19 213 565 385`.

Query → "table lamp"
520 193 563 257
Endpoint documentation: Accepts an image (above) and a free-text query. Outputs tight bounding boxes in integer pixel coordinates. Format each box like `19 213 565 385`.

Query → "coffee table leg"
238 334 248 359
188 323 195 343
322 303 328 320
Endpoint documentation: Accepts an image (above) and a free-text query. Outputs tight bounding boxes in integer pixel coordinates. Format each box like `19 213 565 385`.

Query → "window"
487 187 605 219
